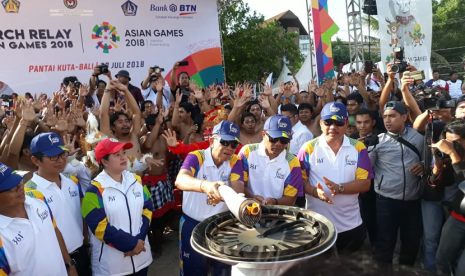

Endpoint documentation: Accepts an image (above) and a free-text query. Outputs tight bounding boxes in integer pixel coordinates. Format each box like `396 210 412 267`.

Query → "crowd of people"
0 59 465 276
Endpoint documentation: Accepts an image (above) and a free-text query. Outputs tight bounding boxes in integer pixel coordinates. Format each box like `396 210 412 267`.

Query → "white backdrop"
0 0 223 96
377 0 432 78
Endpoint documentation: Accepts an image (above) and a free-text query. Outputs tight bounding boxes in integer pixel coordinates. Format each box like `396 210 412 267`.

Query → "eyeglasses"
244 119 256 124
0 181 24 194
250 108 262 112
323 119 345 127
217 139 239 149
45 151 69 161
266 133 290 145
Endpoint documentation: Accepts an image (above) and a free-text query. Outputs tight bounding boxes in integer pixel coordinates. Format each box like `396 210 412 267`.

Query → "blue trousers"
421 200 444 272
436 215 465 276
179 213 231 276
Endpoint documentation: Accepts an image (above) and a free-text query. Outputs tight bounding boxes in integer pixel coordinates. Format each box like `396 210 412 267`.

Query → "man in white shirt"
447 71 463 98
25 132 91 275
141 67 173 110
280 104 313 156
425 70 448 89
298 102 374 255
0 162 77 276
175 121 245 276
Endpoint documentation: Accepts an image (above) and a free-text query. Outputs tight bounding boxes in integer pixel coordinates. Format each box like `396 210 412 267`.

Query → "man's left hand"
323 177 338 197
409 163 424 176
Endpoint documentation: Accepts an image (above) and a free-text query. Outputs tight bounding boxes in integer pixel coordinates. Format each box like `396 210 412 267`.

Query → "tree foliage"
220 1 304 84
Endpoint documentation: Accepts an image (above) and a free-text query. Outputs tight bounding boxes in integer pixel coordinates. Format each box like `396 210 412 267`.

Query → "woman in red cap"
81 138 154 276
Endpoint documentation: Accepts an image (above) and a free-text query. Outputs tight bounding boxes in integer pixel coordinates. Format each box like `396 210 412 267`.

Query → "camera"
404 70 425 81
97 63 109 74
435 141 464 162
1 94 12 101
391 46 408 73
364 134 379 147
74 81 82 88
423 97 456 111
151 66 165 74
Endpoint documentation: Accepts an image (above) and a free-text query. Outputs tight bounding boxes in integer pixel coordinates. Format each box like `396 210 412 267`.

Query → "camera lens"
434 149 445 160
391 64 400 73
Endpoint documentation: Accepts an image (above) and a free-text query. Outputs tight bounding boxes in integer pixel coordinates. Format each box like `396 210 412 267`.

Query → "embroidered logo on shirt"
47 196 53 203
220 172 229 182
249 164 258 170
275 168 285 179
345 155 357 166
202 174 208 180
132 188 141 198
108 196 116 201
68 187 79 197
317 158 324 164
36 208 49 223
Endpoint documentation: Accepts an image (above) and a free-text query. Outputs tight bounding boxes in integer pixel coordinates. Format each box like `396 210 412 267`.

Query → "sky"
242 0 374 41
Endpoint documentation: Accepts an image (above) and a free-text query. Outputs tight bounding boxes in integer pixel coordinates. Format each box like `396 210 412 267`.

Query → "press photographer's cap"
115 70 131 81
384 101 407 115
457 95 465 107
264 115 293 139
94 138 133 164
212 121 240 142
321 102 348 122
0 162 27 192
30 132 68 157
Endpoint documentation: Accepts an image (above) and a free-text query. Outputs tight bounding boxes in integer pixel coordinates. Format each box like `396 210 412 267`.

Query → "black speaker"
363 0 377 15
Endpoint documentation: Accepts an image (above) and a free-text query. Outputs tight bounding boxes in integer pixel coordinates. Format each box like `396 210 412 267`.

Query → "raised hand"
114 98 124 112
146 158 164 170
91 104 101 117
175 89 182 104
192 88 204 101
342 74 351 85
243 82 254 96
51 111 68 132
79 83 90 97
21 102 38 123
15 100 24 119
261 83 273 96
162 129 178 147
186 124 198 136
74 105 86 127
62 134 81 155
5 114 14 131
33 93 44 111
156 80 164 93
66 113 76 133
349 73 361 86
57 94 67 110
209 86 219 99
258 95 270 109
308 79 317 93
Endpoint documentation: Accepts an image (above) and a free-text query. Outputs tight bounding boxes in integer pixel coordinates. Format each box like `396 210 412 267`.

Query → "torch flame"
246 203 260 216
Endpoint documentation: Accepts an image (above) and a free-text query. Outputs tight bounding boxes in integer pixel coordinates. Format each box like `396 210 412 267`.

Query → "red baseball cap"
94 138 133 164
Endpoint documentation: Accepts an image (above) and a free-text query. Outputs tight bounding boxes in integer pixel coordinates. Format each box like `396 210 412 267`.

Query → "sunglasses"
323 119 345 127
266 133 290 145
217 139 239 149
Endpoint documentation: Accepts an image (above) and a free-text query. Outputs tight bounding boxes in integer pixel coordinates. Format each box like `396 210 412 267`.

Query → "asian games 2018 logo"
91 22 120 54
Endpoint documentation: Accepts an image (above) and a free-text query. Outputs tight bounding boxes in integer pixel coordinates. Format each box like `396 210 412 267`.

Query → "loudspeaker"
363 0 377 15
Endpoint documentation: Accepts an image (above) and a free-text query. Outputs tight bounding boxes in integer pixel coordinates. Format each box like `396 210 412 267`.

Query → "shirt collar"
0 197 35 229
31 172 63 189
318 134 351 148
95 170 134 189
203 148 230 168
258 141 287 162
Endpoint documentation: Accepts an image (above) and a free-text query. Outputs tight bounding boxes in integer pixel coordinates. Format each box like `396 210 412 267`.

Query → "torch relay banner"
0 0 223 96
377 0 432 78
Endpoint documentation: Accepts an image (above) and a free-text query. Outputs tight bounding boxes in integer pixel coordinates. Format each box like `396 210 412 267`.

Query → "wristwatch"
338 184 345 194
65 259 76 269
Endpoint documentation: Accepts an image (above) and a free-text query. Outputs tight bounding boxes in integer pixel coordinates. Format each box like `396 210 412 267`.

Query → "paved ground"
148 228 179 275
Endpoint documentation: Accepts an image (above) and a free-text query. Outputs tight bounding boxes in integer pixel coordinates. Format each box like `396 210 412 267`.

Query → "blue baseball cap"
321 102 348 122
264 115 293 139
0 163 27 191
30 132 68 157
212 121 241 142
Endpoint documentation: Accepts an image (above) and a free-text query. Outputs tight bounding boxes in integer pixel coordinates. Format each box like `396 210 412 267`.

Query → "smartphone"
364 60 373 73
384 72 388 82
404 70 425 81
178 61 189 66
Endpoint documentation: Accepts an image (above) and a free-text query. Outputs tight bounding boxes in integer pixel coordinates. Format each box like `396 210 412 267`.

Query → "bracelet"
199 180 205 193
274 198 278 205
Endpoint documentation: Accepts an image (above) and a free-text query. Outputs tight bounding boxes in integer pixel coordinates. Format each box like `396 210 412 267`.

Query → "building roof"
266 10 308 35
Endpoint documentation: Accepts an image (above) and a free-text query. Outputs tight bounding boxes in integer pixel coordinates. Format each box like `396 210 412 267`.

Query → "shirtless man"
239 113 263 144
172 90 195 142
141 112 175 257
100 80 143 167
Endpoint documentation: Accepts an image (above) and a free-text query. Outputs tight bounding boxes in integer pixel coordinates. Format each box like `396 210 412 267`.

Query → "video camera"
423 97 456 111
151 66 164 74
74 80 82 89
392 46 408 73
1 94 12 102
97 63 109 74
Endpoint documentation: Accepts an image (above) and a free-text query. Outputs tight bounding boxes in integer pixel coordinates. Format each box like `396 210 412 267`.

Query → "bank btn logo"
63 0 77 9
169 4 177 12
121 0 137 16
150 3 197 15
2 0 20 13
92 22 120 54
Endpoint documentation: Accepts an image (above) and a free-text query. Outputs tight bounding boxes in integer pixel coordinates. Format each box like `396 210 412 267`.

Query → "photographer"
432 120 465 276
89 64 113 106
141 67 172 110
369 101 425 268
